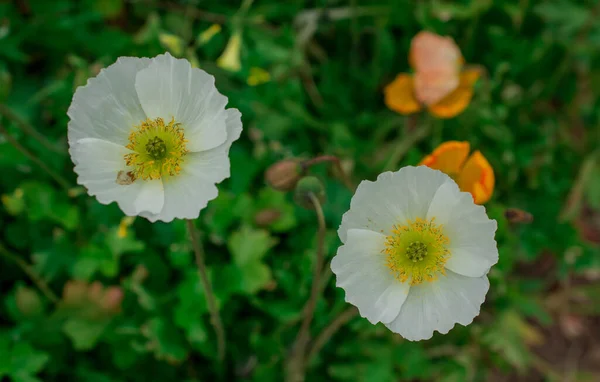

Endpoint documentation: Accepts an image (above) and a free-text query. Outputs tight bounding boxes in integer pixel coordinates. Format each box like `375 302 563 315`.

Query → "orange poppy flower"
419 141 494 204
384 31 481 119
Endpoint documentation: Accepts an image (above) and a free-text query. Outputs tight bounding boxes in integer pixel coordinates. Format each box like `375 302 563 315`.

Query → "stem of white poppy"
186 220 226 365
0 244 59 304
285 192 326 382
0 122 71 192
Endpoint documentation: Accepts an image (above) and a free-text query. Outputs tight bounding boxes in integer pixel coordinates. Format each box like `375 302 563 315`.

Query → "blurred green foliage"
1 0 600 381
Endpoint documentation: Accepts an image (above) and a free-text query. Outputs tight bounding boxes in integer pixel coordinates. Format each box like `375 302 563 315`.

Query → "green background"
1 0 600 381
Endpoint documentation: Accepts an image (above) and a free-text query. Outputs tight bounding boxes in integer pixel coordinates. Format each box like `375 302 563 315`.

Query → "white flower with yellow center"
68 53 242 222
331 166 498 341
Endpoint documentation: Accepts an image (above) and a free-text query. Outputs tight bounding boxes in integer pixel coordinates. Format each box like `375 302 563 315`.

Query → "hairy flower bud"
15 286 43 317
294 176 326 209
265 159 303 192
254 208 282 226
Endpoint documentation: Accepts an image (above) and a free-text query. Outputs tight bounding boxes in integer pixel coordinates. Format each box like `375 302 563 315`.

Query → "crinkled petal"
134 52 228 153
458 150 495 204
410 31 463 73
338 166 449 243
141 108 242 222
384 74 422 115
426 183 498 278
428 68 480 119
331 229 410 324
419 141 470 176
414 68 460 106
385 270 489 340
71 138 164 216
68 57 150 147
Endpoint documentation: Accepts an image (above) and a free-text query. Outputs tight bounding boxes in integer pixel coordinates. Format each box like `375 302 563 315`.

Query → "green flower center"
145 136 167 160
123 117 188 181
383 218 450 285
405 241 427 262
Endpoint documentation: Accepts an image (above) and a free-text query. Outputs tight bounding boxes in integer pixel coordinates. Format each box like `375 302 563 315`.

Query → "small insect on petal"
116 170 136 185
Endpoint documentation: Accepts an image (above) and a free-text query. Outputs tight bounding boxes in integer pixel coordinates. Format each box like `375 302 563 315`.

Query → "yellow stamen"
383 217 450 285
124 117 188 181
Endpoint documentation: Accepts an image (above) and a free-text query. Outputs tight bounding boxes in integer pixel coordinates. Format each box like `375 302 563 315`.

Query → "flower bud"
294 176 326 210
15 286 43 317
62 280 87 306
254 208 282 226
265 159 304 192
100 286 124 314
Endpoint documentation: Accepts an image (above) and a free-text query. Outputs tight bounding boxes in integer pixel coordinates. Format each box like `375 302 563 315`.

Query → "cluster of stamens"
406 241 427 262
383 217 450 285
123 117 188 181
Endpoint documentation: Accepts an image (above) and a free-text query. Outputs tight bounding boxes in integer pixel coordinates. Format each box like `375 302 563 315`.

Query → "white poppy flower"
331 166 498 341
68 53 242 222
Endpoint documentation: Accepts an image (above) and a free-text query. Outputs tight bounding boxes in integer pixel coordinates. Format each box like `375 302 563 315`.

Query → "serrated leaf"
240 262 272 295
228 225 277 266
62 318 110 350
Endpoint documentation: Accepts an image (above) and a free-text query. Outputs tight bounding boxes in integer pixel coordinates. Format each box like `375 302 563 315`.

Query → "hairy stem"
303 155 355 191
0 244 59 304
0 122 71 192
186 220 226 365
285 193 327 382
0 103 64 154
384 121 432 171
306 306 358 364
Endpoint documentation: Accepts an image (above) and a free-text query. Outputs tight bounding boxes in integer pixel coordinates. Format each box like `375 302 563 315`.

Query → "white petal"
426 182 498 278
425 178 462 226
133 180 164 215
385 270 489 340
71 138 163 216
67 57 150 147
142 172 218 223
189 108 242 182
141 109 242 222
338 166 450 243
331 229 410 324
134 52 228 152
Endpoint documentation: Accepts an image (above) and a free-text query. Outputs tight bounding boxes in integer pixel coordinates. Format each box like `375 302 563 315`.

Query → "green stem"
303 155 355 191
0 103 64 154
383 120 432 171
0 122 71 192
0 244 59 304
285 193 327 382
306 306 358 364
186 220 226 366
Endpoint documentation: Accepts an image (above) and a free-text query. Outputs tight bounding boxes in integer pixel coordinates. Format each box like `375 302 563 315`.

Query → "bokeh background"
1 0 600 381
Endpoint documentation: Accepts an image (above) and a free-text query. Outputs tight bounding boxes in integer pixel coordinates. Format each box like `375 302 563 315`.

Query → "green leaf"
105 226 145 257
94 0 123 18
63 318 110 351
240 262 272 295
252 188 297 232
482 310 543 372
228 225 277 266
143 318 188 363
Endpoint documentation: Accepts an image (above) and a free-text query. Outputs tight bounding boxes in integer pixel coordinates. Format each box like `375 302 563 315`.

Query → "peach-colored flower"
384 31 480 119
420 141 494 204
